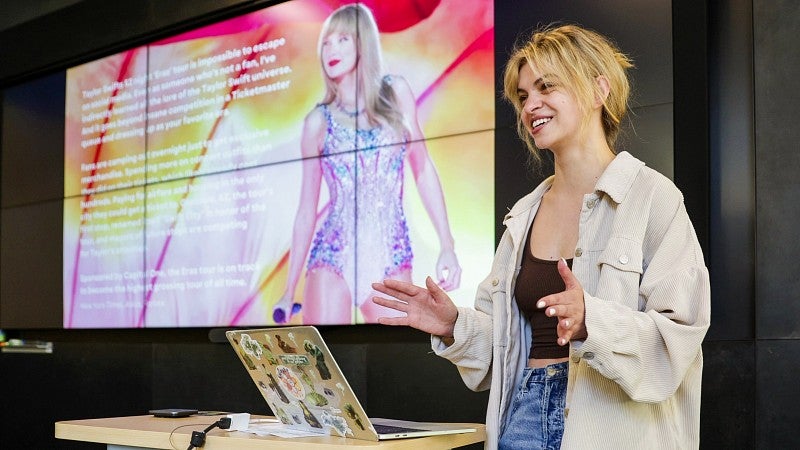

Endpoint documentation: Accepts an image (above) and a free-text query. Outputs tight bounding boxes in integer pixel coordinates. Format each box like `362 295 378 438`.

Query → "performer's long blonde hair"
318 4 409 138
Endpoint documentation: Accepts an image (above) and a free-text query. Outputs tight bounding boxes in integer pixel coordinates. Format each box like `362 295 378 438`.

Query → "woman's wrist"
440 236 455 252
440 309 459 344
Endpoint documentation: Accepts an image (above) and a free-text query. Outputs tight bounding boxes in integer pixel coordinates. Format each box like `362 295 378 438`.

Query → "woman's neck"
547 106 617 195
550 142 615 197
335 72 361 110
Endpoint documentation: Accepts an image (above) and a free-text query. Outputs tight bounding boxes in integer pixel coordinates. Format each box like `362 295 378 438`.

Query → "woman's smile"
531 116 552 133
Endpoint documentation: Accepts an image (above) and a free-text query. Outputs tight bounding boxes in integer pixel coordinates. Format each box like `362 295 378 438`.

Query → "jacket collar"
501 151 645 227
594 151 645 204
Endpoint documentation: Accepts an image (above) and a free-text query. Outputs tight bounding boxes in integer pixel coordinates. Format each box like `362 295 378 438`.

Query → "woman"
372 24 710 449
273 3 461 325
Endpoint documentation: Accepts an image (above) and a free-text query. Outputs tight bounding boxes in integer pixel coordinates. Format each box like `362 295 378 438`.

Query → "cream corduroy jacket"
433 152 711 449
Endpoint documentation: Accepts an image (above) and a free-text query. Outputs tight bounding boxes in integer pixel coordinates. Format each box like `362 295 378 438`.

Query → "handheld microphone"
186 417 232 450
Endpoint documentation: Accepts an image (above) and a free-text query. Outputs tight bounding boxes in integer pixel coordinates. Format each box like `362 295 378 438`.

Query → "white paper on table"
241 422 325 438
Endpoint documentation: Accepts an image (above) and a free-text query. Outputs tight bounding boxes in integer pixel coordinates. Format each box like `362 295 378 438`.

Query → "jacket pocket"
596 237 643 310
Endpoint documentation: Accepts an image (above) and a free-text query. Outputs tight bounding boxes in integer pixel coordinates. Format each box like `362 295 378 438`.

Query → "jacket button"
491 278 499 286
618 254 629 265
572 356 580 363
584 352 595 360
574 248 583 257
585 199 597 209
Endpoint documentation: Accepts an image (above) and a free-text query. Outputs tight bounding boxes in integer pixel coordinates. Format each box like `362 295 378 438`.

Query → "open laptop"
225 326 476 441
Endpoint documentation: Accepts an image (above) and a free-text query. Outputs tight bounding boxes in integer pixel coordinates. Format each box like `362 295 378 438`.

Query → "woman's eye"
540 82 557 92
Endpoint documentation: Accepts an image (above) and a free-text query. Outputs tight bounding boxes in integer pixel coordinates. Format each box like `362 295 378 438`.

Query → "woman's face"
516 63 582 151
321 31 358 81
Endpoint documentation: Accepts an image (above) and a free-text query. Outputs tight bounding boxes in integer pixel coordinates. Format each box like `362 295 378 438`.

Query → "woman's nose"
523 95 541 113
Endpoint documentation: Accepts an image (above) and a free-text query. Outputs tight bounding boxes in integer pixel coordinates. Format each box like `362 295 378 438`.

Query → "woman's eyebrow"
533 75 556 87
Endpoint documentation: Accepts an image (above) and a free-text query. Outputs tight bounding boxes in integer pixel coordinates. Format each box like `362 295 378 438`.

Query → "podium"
55 415 486 449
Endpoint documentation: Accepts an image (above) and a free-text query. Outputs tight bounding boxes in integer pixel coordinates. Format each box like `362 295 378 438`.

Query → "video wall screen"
61 0 495 328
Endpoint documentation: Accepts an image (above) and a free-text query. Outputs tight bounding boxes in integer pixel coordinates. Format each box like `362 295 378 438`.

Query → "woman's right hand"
371 277 458 337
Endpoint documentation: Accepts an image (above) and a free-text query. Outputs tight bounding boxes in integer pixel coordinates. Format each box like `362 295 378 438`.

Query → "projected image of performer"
273 3 461 324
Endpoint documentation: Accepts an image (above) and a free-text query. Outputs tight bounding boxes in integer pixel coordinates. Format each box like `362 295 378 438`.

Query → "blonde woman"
274 4 461 325
373 24 710 449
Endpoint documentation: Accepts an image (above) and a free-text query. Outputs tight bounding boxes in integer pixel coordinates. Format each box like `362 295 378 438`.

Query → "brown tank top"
514 224 573 359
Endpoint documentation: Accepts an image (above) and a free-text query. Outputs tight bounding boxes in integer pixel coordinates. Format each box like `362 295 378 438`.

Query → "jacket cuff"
431 307 492 365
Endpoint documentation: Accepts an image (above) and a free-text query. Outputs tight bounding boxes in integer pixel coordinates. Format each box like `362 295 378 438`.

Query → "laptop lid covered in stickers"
225 326 476 441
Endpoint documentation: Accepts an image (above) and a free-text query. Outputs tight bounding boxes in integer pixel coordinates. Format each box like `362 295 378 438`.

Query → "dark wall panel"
753 0 800 339
0 342 151 449
700 340 755 449
672 0 710 259
1 72 65 207
756 340 800 449
0 199 63 328
623 103 674 179
708 0 755 341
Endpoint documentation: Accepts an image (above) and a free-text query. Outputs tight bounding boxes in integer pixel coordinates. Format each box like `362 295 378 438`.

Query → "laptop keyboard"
373 424 426 435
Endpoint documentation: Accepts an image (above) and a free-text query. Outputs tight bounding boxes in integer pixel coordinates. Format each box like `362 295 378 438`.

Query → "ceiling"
0 0 81 32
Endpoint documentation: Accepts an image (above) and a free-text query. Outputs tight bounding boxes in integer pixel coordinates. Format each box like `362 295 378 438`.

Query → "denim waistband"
521 361 569 384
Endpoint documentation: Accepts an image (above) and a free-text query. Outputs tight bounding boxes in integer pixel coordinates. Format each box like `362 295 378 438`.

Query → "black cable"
185 417 232 450
169 423 206 450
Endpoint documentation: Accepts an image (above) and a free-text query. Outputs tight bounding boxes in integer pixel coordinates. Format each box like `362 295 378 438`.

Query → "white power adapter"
225 412 251 431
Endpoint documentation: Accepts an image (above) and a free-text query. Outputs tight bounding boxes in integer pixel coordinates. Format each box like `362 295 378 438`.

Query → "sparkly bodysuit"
306 103 413 305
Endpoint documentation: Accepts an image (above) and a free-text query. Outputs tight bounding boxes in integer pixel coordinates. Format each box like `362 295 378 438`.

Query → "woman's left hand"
436 248 461 291
537 258 588 345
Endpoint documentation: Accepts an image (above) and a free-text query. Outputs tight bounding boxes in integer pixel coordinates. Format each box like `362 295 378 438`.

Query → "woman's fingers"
377 316 410 327
372 279 420 303
371 295 408 312
556 319 574 345
425 276 444 297
538 289 587 345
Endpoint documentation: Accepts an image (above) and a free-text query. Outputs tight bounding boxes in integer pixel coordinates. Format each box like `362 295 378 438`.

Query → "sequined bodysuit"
306 103 413 305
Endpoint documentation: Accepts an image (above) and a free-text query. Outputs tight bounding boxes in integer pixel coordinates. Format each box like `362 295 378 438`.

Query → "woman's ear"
594 75 611 108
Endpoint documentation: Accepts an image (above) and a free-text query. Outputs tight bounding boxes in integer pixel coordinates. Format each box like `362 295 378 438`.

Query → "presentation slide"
63 0 495 328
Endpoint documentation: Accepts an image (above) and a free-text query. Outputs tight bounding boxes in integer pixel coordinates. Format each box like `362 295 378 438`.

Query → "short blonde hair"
503 24 633 166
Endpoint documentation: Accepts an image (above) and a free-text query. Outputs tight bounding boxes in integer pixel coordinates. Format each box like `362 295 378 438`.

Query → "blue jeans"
498 361 568 450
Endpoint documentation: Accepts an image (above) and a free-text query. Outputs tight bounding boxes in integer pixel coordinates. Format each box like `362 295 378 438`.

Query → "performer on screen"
273 3 461 324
